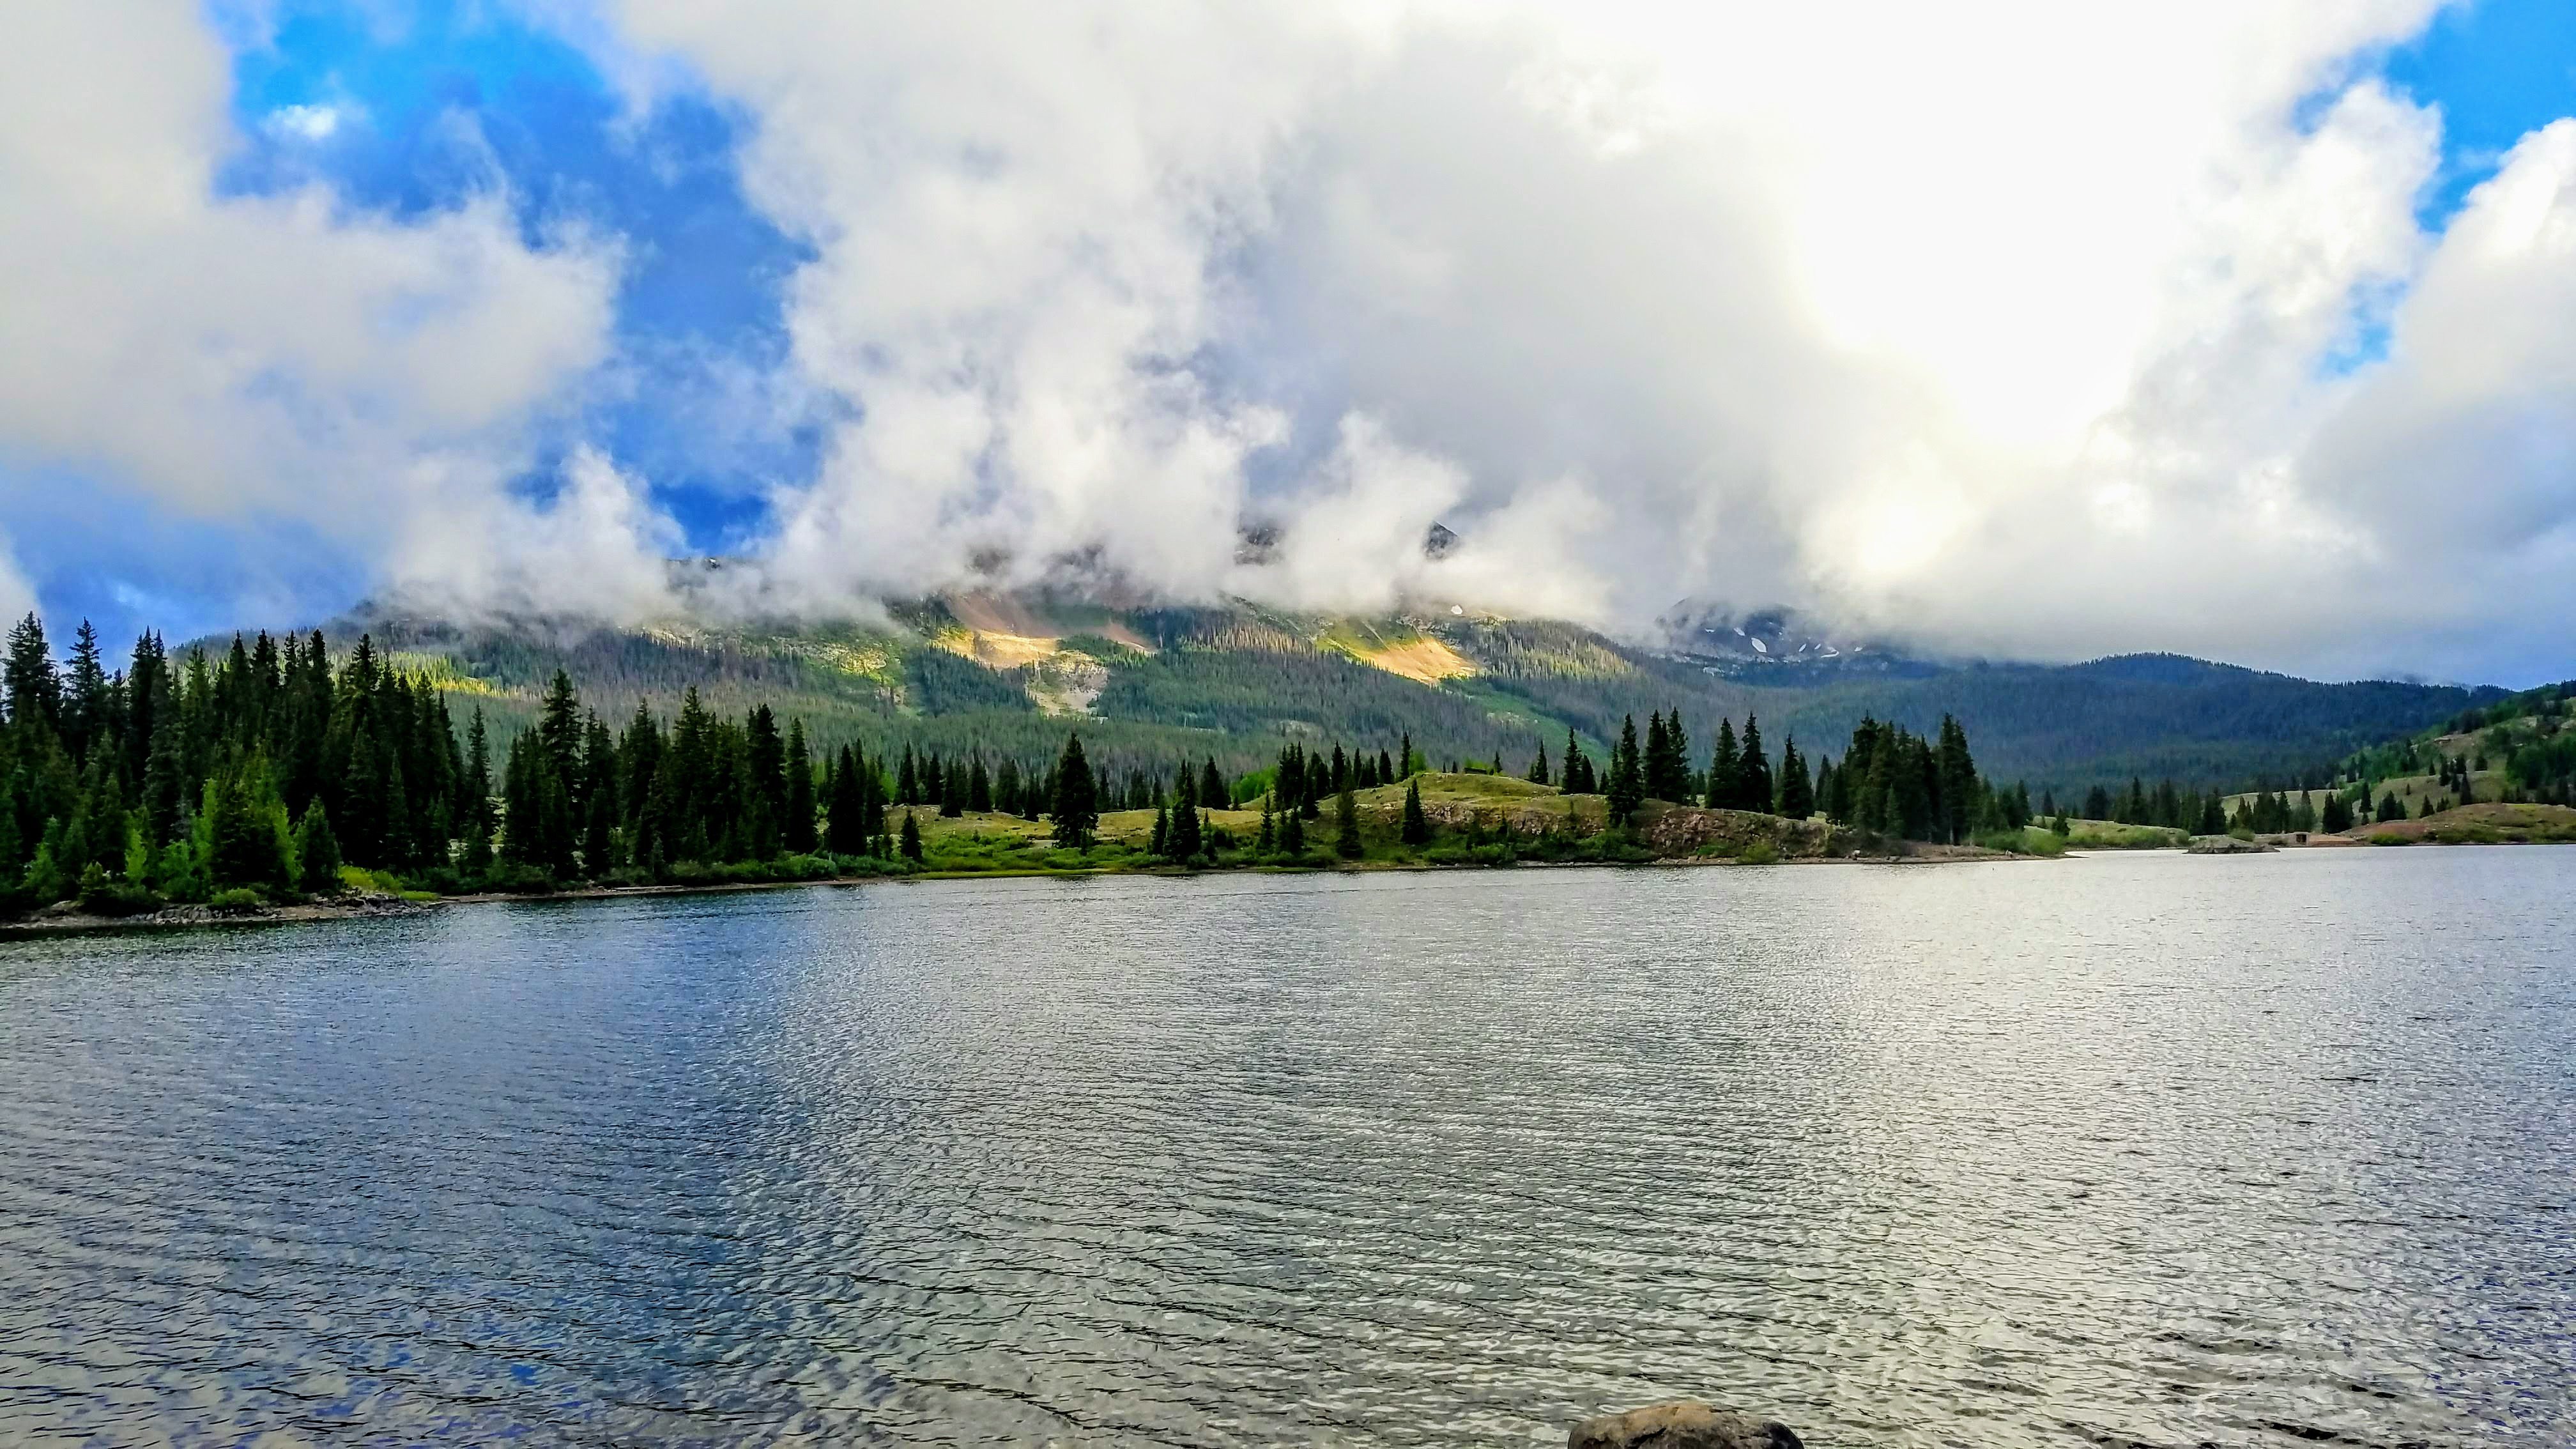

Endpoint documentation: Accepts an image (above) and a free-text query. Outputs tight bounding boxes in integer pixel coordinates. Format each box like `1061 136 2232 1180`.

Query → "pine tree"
63 620 109 766
1643 712 1674 801
294 801 342 894
1050 733 1099 848
1149 804 1170 857
1738 716 1774 816
1201 758 1225 811
967 752 992 813
1606 715 1644 822
1399 732 1416 778
1401 778 1430 845
1279 798 1305 855
1172 792 1202 861
1527 740 1550 785
1708 720 1739 809
784 720 818 853
1335 782 1362 857
900 810 924 861
1777 736 1813 819
4 613 59 740
1257 800 1276 852
1934 716 1975 843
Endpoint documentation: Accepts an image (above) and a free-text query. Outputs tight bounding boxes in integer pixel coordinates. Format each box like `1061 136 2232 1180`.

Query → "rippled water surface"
3 851 2573 1446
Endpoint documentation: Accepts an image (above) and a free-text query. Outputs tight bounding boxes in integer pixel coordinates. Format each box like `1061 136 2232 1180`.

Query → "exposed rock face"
1568 1400 1804 1449
1639 806 1838 859
2186 834 2277 854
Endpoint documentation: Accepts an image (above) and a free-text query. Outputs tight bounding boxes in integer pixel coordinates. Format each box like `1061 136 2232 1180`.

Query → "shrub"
1735 839 1782 865
79 878 162 917
208 887 267 915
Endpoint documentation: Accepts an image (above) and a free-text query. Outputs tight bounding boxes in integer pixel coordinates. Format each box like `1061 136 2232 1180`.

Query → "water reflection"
1 852 2570 1445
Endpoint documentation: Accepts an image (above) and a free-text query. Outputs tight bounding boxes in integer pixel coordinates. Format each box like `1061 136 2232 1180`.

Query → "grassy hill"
266 594 2496 795
2315 677 2576 815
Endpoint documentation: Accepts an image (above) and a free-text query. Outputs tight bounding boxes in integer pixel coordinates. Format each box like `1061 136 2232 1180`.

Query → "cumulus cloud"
0 0 661 625
0 532 35 626
545 0 2576 676
10 0 2576 680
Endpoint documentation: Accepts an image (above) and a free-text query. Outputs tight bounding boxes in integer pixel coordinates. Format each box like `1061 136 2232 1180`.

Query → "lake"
1 851 2570 1446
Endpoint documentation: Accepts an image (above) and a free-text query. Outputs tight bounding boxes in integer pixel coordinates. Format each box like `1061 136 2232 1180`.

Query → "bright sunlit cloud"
1 0 2573 683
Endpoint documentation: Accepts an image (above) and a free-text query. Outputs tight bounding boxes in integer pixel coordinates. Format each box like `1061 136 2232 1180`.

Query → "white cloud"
547 0 2576 678
383 446 685 620
0 0 650 622
12 0 2576 681
0 532 35 625
263 103 348 141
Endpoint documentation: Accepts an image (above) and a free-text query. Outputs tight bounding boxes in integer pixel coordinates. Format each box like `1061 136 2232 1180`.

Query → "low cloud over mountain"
4 2 2575 683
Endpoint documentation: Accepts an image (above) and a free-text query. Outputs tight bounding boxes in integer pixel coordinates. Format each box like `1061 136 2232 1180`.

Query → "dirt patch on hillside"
1353 636 1477 684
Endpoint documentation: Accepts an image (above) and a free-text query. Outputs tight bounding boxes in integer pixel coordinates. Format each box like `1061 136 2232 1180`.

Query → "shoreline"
13 830 2566 942
2 845 2045 942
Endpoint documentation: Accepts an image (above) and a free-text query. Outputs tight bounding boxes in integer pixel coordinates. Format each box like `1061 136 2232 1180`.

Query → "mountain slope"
286 597 2498 793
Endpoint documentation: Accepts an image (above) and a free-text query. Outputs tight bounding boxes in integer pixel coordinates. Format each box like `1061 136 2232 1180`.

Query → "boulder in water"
1568 1400 1804 1449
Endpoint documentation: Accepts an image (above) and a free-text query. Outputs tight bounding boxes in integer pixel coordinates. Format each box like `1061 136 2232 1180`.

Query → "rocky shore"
0 892 433 939
1570 1400 1804 1448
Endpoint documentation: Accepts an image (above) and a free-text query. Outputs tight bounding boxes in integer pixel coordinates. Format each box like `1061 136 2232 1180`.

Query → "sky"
1 1 2573 684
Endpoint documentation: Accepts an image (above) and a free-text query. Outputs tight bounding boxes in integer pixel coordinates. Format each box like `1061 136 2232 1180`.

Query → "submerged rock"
1568 1400 1804 1449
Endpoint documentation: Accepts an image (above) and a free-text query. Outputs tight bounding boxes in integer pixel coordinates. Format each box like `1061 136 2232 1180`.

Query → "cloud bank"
6 1 2576 682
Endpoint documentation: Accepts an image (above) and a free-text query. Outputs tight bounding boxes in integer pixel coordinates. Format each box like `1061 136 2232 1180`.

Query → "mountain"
294 594 2501 794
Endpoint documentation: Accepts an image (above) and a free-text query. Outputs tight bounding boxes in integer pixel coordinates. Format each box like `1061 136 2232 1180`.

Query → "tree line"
3 615 2039 916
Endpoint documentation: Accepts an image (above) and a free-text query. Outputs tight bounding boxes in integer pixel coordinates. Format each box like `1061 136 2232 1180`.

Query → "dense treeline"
2 616 471 913
1538 706 2021 846
3 611 2057 919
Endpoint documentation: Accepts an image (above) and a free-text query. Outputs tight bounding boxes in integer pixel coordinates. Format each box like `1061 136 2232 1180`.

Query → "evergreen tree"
1935 716 1975 844
1738 716 1774 816
62 620 109 765
1335 781 1362 857
1643 712 1675 801
825 744 866 854
967 752 992 813
784 720 818 853
1401 778 1430 845
2321 792 2353 833
937 751 965 818
1172 791 1203 861
1278 798 1305 855
1257 800 1276 852
1399 732 1416 778
1607 715 1644 822
897 746 919 807
1708 720 1739 809
201 765 291 893
900 810 924 861
4 614 59 740
1201 758 1225 810
1527 740 1550 785
1050 733 1099 848
294 801 342 894
1777 736 1813 819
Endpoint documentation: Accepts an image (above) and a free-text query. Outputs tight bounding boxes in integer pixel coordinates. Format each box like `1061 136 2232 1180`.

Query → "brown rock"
1568 1399 1804 1449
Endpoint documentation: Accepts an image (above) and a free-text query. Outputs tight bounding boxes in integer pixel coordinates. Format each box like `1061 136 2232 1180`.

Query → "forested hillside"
270 596 2490 797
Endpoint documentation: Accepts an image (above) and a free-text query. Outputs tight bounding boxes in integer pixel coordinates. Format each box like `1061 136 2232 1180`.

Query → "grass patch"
2058 818 2186 850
